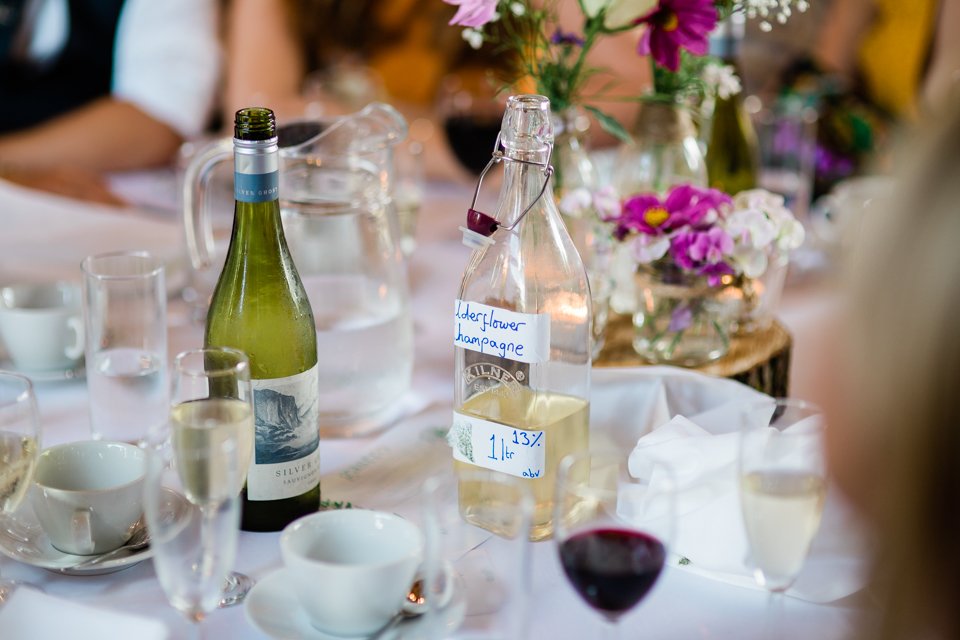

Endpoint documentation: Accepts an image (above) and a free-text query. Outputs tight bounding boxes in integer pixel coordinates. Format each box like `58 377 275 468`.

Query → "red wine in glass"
559 528 666 621
443 115 502 175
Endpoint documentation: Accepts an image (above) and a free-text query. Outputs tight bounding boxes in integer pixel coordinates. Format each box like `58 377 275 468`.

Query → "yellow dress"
857 0 939 118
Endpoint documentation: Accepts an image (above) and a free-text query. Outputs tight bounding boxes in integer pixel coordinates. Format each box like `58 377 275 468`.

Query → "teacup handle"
70 508 96 555
65 316 84 360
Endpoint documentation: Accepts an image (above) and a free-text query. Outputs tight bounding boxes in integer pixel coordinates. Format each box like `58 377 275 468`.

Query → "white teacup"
30 441 146 555
280 509 423 636
0 282 84 372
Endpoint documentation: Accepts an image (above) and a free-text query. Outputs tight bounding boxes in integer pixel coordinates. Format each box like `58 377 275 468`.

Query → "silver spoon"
69 523 151 569
368 579 429 640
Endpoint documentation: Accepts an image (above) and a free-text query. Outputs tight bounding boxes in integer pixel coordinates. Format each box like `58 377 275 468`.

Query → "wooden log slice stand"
594 313 793 397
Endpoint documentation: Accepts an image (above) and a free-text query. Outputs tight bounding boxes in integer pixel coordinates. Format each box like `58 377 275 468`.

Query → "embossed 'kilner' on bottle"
206 107 321 532
452 95 592 541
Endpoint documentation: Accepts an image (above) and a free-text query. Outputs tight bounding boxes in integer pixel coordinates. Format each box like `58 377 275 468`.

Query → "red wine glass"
554 450 676 639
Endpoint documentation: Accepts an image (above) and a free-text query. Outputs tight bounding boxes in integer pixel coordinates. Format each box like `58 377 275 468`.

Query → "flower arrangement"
444 0 662 142
604 183 803 362
442 0 809 132
608 184 803 283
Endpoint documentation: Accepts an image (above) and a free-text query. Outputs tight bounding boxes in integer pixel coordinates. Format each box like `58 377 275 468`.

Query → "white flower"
509 1 525 16
630 234 670 264
702 63 742 100
724 188 805 277
583 0 658 29
559 188 593 217
461 28 484 49
726 208 777 250
592 185 621 220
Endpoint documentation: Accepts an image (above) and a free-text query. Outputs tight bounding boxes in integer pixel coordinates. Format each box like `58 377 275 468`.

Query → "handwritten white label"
450 411 546 479
453 300 550 364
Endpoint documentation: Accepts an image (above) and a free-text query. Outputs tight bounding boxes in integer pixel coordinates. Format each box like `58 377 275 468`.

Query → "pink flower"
609 184 731 239
670 228 734 284
445 0 499 28
635 0 718 72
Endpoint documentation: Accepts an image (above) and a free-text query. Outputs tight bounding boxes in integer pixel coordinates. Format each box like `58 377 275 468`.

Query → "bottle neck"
496 153 553 229
234 137 280 205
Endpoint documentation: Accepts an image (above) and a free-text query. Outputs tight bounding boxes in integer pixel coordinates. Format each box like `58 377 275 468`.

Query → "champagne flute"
738 398 827 594
0 372 40 603
420 469 533 639
144 426 241 638
171 347 255 606
554 450 675 639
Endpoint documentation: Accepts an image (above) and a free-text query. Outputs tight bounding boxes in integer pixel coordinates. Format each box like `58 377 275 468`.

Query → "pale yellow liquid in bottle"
455 387 589 541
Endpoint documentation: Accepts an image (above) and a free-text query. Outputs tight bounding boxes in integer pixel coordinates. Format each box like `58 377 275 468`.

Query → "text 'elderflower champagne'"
452 95 592 541
205 107 320 532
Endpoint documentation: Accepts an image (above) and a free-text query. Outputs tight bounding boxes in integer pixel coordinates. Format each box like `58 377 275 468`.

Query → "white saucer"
0 488 187 576
245 568 466 640
0 359 85 384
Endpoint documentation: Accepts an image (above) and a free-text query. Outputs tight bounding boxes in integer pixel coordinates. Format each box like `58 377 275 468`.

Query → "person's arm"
223 0 308 123
923 0 960 113
814 0 876 76
0 98 181 171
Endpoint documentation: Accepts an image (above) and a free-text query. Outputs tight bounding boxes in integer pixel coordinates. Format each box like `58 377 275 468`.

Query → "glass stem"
763 591 785 636
602 618 620 640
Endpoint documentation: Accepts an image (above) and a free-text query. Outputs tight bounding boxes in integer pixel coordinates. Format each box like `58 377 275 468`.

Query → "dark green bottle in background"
205 107 321 532
706 15 759 195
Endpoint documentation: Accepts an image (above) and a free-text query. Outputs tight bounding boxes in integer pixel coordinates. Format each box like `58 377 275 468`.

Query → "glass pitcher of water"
184 103 414 438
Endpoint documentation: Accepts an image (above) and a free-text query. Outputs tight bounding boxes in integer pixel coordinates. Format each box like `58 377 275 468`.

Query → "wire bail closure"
460 133 554 249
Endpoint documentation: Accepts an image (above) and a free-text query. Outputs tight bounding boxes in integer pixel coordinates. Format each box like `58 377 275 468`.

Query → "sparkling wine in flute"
740 470 826 590
205 108 321 531
0 432 38 513
171 399 254 504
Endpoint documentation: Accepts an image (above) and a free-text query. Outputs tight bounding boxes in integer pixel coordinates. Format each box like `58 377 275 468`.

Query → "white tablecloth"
0 177 855 639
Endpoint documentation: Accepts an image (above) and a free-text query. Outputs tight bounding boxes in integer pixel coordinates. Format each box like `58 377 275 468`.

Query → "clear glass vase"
615 100 707 196
632 264 735 366
611 101 707 315
729 252 789 335
552 107 613 358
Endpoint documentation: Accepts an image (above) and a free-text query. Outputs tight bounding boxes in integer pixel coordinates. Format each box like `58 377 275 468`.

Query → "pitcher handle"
182 137 233 270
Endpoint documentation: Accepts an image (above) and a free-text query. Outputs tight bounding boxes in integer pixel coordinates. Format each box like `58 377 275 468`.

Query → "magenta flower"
670 228 734 285
635 0 718 72
445 0 499 28
609 184 731 240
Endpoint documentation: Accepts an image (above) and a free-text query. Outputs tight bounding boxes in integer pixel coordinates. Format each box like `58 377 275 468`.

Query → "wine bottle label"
234 149 279 203
246 364 321 501
450 411 546 479
454 299 550 364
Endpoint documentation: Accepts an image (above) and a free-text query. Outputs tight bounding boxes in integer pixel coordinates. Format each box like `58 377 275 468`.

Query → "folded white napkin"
627 414 870 603
0 588 168 640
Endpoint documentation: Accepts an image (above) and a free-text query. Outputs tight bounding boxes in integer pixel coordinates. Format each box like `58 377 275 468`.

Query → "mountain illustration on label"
254 387 319 465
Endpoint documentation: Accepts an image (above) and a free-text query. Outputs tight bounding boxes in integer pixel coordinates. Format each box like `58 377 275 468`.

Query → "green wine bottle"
706 15 758 195
205 107 320 532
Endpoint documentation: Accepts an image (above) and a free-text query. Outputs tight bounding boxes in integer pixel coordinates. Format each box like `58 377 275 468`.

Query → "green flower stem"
665 329 685 359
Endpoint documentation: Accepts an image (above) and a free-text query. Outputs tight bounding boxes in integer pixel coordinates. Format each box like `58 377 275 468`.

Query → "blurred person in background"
222 0 647 182
0 0 221 204
822 87 960 640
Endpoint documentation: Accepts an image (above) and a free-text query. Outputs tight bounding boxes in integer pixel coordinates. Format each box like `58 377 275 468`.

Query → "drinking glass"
0 372 40 604
437 72 504 176
754 102 818 223
81 251 168 444
738 398 826 593
554 450 676 640
171 347 255 606
393 138 425 257
420 470 533 639
144 426 242 637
